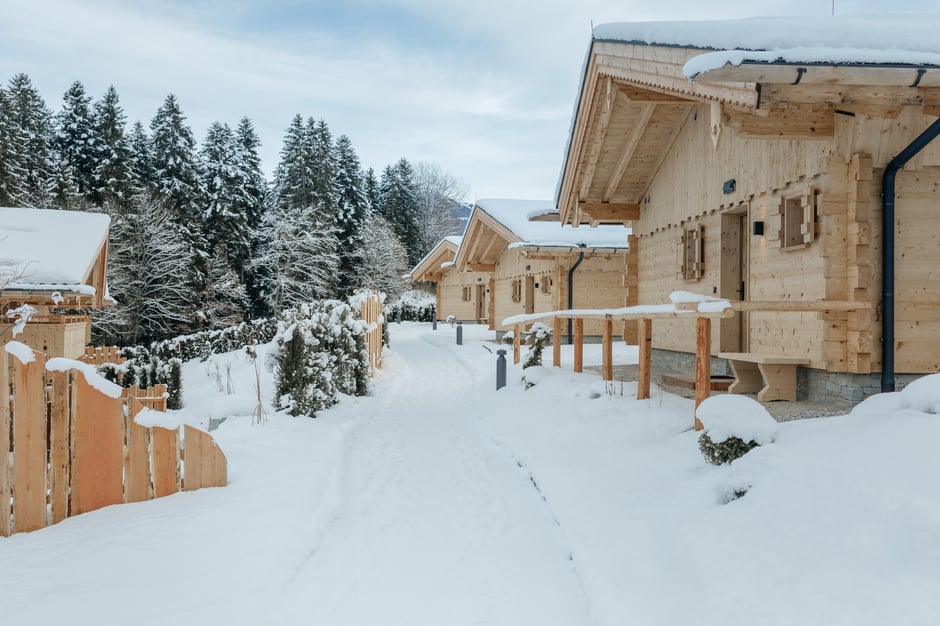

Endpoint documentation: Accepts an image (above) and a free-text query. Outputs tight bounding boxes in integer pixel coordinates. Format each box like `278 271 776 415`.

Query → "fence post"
456 321 463 345
638 318 652 400
496 349 507 390
695 317 711 430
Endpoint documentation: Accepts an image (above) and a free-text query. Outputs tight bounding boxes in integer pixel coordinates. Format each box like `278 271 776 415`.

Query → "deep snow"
1 322 938 625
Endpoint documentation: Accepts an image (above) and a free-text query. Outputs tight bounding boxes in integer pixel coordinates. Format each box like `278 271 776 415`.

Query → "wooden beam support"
602 317 613 381
759 84 940 108
553 316 562 367
579 202 640 222
695 317 710 430
467 263 496 272
574 319 584 373
616 82 694 102
637 318 652 400
578 79 617 200
604 103 656 202
726 104 834 139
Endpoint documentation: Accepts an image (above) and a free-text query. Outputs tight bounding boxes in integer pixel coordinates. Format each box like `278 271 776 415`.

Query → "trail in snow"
274 326 591 626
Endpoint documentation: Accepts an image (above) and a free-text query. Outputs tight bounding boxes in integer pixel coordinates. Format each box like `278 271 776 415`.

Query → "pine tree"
307 117 337 229
127 121 153 192
200 248 248 329
0 85 25 205
363 166 380 214
379 158 420 265
95 196 197 344
92 85 134 209
234 117 266 231
5 73 54 206
53 81 97 202
273 114 313 211
333 134 367 296
200 122 246 261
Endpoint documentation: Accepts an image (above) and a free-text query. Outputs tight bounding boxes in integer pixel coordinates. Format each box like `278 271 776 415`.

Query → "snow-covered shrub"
385 290 435 322
273 300 370 417
98 349 183 409
523 323 552 369
695 395 778 466
151 317 279 362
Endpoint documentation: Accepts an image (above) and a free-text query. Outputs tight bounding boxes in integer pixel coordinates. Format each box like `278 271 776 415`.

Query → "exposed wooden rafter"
467 263 496 272
578 77 617 200
603 103 656 202
579 202 640 223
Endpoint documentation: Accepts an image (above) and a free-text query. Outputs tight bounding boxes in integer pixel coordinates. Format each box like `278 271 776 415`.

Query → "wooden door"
524 276 535 315
476 284 486 322
719 209 749 351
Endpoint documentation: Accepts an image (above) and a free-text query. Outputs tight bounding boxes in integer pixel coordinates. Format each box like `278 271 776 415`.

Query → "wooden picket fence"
0 346 227 537
79 345 126 366
360 292 384 376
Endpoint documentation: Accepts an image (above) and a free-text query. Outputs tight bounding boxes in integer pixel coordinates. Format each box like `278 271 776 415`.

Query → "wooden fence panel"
71 372 124 516
49 370 73 524
151 425 181 499
360 293 383 376
0 352 10 537
183 426 228 491
124 395 152 503
12 348 48 533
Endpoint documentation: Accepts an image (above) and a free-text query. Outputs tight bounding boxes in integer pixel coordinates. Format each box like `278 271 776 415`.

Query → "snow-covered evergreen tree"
53 81 97 203
234 117 266 233
127 120 153 192
333 134 367 296
95 196 197 344
379 158 420 265
5 73 54 207
200 248 248 329
354 213 410 299
273 114 314 211
0 85 16 205
200 122 244 259
92 85 134 209
363 166 380 214
306 117 337 229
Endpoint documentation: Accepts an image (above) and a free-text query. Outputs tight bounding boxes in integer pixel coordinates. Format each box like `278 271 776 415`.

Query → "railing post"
574 318 584 373
638 318 652 400
496 349 507 390
695 317 711 430
513 324 521 365
602 316 613 381
553 316 562 367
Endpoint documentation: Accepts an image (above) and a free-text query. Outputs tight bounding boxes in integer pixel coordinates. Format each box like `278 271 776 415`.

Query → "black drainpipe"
881 116 940 392
567 244 586 344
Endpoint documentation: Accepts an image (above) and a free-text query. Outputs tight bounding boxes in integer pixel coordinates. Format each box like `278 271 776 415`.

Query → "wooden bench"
718 352 809 402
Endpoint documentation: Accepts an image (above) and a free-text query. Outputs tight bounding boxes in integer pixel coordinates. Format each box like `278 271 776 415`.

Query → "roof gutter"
567 244 587 344
881 116 940 392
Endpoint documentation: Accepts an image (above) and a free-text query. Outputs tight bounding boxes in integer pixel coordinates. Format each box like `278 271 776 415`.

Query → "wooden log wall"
438 270 490 322
0 348 227 537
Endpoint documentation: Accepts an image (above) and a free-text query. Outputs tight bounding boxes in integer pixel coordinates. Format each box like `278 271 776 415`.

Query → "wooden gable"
411 239 459 283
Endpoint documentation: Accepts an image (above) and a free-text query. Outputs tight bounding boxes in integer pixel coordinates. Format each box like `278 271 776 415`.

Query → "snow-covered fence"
80 345 126 366
360 292 384 376
0 345 226 537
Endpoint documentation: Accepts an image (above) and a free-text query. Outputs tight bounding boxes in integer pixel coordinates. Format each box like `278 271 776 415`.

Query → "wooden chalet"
1 207 111 359
410 236 489 322
455 199 630 337
556 15 940 405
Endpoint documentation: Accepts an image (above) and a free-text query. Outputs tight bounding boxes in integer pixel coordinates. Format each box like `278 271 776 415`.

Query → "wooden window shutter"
801 189 815 244
694 224 705 279
677 231 687 280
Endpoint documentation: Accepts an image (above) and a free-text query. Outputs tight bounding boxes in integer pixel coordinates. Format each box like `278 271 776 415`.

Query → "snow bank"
46 357 123 398
4 340 36 364
134 408 181 430
899 373 940 414
696 394 778 444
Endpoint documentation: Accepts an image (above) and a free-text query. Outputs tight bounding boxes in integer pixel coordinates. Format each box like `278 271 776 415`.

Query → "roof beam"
603 103 656 202
578 78 617 200
467 263 496 272
579 202 640 223
726 104 835 139
760 84 940 108
616 82 695 102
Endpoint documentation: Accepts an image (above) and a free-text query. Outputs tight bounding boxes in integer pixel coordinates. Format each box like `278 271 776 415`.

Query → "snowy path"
275 329 590 625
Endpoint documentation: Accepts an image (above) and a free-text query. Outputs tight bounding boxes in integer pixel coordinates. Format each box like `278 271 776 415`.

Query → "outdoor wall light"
723 178 736 194
752 220 765 236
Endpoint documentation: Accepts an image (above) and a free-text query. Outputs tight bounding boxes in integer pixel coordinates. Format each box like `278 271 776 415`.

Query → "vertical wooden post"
602 317 613 381
574 318 584 373
50 370 73 524
12 349 48 533
695 317 711 430
553 316 562 367
0 351 10 537
638 318 652 400
513 324 521 365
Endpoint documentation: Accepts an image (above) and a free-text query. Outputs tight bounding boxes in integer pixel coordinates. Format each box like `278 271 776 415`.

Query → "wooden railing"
79 345 126 365
360 292 384 376
1 346 226 537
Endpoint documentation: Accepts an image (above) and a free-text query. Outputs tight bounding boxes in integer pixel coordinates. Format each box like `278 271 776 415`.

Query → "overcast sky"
0 1 932 201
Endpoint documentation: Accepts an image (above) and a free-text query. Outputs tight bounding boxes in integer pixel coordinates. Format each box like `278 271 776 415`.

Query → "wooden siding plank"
124 396 152 503
182 426 227 491
70 370 124 516
49 370 72 524
0 352 10 536
12 349 47 533
151 425 181 499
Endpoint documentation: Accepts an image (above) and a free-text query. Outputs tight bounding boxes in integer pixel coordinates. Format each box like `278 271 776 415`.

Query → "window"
678 224 704 281
780 190 816 249
461 286 471 302
511 279 522 303
540 274 552 295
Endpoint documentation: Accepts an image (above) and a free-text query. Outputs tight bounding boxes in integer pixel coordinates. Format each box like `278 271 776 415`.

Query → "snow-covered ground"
1 322 938 625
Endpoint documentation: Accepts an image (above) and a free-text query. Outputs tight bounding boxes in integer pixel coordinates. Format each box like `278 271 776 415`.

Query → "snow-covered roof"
592 15 940 79
410 235 461 280
0 207 110 292
474 199 628 248
444 235 462 247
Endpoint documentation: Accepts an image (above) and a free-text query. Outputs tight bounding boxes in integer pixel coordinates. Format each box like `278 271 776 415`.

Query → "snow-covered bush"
695 395 778 466
98 348 183 409
523 323 552 369
151 317 279 362
273 300 370 417
385 290 435 322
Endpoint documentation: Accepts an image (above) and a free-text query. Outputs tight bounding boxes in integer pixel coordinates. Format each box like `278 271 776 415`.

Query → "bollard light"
432 317 437 330
456 321 463 345
496 349 507 390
